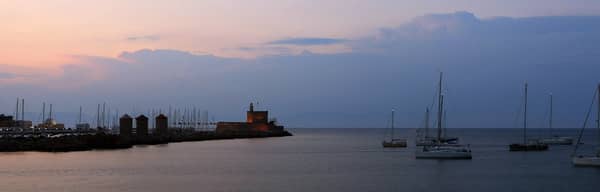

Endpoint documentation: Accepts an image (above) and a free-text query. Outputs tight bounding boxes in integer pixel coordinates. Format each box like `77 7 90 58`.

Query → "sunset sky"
1 0 600 128
2 0 598 67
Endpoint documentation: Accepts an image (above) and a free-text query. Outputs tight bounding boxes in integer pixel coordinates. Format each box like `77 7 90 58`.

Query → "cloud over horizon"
267 37 348 46
2 12 600 128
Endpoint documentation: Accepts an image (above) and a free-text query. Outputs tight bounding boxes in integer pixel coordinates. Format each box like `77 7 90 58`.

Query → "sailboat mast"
21 99 25 128
15 98 19 121
79 106 82 124
440 95 445 142
97 104 100 128
550 93 553 130
524 82 528 144
42 102 46 124
49 104 52 120
437 72 443 142
425 108 430 137
391 109 395 139
102 103 106 128
443 109 448 137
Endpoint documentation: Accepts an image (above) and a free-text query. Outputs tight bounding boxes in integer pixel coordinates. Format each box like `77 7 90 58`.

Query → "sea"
1 128 599 192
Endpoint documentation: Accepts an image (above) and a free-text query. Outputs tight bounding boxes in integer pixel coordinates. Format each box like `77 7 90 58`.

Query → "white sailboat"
416 72 472 159
382 109 407 148
572 84 600 166
415 73 459 146
537 93 574 145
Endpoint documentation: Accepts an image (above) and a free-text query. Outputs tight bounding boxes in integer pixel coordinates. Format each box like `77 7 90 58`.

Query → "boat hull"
381 142 407 148
572 156 600 167
416 137 459 146
509 143 549 151
415 152 472 159
537 137 573 145
382 140 407 148
415 146 472 159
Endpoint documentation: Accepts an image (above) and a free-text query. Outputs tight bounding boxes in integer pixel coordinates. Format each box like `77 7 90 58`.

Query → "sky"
1 0 600 128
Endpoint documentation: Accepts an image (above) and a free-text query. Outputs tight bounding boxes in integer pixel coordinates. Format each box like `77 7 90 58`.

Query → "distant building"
216 102 284 134
120 114 133 138
1 114 39 129
0 114 15 127
37 118 65 129
136 115 149 137
15 120 33 129
155 114 168 136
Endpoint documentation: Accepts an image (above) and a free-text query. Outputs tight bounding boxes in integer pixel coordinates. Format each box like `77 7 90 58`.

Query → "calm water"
1 128 599 192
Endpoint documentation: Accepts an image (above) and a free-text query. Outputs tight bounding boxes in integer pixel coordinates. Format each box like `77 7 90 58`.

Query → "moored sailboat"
509 82 549 151
536 93 574 145
537 136 573 145
415 72 472 159
572 83 600 167
382 109 407 148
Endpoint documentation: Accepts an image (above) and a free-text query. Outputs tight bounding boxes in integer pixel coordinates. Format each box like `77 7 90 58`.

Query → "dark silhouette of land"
0 129 292 152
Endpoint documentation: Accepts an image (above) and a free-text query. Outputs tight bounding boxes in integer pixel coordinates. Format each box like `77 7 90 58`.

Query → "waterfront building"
0 114 15 127
155 114 168 136
37 118 65 129
120 114 133 138
216 103 284 135
15 120 34 129
136 115 149 137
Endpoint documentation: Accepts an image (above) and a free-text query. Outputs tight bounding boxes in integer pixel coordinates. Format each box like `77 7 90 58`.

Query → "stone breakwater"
0 130 293 152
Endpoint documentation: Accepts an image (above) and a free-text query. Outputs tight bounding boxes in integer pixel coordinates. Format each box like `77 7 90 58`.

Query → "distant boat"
571 83 600 167
535 94 574 145
509 82 549 151
382 109 407 148
537 136 573 145
415 72 472 159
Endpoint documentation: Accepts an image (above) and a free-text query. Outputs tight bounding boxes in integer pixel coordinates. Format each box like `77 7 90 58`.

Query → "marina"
2 1 600 191
0 102 291 152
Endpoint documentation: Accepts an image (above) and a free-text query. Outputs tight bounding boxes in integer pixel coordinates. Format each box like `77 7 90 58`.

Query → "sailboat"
572 84 600 166
75 106 91 130
416 108 434 146
509 82 549 151
415 72 472 159
416 108 459 146
382 109 407 148
415 72 459 146
536 94 573 145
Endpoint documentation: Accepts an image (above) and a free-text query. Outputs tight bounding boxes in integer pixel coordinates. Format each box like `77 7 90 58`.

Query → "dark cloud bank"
2 12 600 128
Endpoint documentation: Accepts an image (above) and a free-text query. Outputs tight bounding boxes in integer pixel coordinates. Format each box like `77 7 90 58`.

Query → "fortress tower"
247 102 268 124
